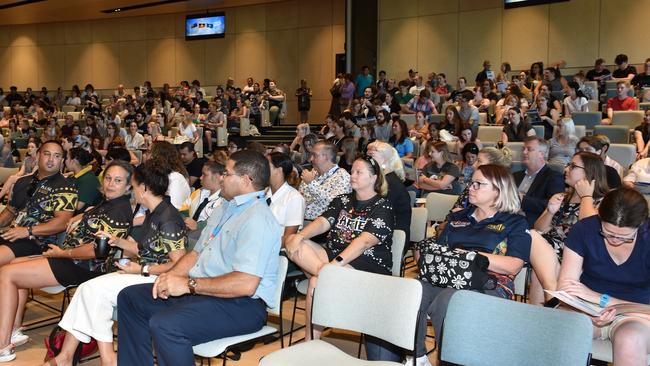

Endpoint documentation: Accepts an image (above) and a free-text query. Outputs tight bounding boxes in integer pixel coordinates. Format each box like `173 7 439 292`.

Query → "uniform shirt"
73 166 102 209
322 193 395 274
138 197 187 265
566 216 650 304
181 189 223 223
190 191 282 308
439 207 531 263
10 171 78 245
64 194 133 272
267 182 305 229
299 165 352 220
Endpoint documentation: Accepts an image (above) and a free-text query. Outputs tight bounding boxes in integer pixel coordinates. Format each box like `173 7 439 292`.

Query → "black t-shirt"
385 172 412 241
64 194 133 273
61 125 74 138
322 194 395 274
613 66 637 78
502 120 533 142
632 73 650 88
185 157 207 189
10 172 78 245
586 68 611 81
138 197 187 265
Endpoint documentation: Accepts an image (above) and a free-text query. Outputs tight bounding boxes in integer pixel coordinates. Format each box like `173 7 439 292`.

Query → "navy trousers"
116 283 267 366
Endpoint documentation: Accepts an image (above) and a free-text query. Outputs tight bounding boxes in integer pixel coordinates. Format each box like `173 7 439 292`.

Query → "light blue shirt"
189 190 282 308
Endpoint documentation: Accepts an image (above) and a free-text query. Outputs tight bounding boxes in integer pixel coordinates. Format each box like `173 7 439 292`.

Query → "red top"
607 96 637 111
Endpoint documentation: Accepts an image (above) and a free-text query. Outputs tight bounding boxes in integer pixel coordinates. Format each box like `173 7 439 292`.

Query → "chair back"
311 265 422 350
587 99 600 112
216 126 228 147
430 114 445 124
477 125 502 142
408 190 416 208
0 167 18 186
240 117 251 136
612 110 644 129
391 230 406 277
608 143 636 171
478 112 488 125
267 256 289 316
572 112 602 129
409 207 427 243
411 137 420 157
592 125 630 143
62 105 76 113
552 125 585 138
401 157 415 181
532 125 544 138
401 114 416 128
504 142 524 162
425 192 458 222
441 290 593 366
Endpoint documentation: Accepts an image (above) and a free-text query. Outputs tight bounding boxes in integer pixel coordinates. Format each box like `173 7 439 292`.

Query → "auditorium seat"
593 125 630 143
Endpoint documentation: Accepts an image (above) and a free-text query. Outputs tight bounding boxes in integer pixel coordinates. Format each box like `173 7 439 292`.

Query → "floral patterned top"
299 165 352 220
321 193 395 274
542 198 601 260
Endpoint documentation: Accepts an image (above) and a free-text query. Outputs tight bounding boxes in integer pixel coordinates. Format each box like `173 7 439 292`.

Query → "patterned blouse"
63 194 133 273
321 193 395 274
138 197 187 265
299 165 352 220
542 198 601 260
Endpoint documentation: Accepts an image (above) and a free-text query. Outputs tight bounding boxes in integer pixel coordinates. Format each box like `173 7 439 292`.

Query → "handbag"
44 326 98 365
417 239 496 291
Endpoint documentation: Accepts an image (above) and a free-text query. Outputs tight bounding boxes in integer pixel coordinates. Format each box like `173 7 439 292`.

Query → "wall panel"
266 1 298 31
378 18 418 81
92 43 120 89
599 0 650 64
417 13 458 82
175 38 205 83
119 41 147 87
457 8 501 81
502 5 549 70
64 44 93 88
266 29 299 100
147 38 176 87
92 19 120 43
379 0 418 20
299 0 333 28
204 37 236 86
234 32 267 84
548 0 599 68
0 48 11 87
38 45 65 89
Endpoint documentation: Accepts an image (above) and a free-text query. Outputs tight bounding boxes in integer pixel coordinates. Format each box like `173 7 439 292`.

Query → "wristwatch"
28 226 35 240
188 278 198 295
335 255 345 264
141 265 150 277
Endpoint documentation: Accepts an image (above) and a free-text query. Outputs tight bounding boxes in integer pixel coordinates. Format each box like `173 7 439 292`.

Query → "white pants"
58 272 156 343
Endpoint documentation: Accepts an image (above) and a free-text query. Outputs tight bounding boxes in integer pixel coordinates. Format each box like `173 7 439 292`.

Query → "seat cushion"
259 339 401 366
193 325 278 358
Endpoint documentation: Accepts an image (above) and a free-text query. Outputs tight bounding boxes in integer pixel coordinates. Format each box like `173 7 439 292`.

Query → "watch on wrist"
141 264 150 277
188 278 198 295
335 255 345 264
28 226 34 240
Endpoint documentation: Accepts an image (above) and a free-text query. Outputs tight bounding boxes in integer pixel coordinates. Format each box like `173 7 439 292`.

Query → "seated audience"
338 137 357 173
563 81 588 117
299 141 351 221
532 92 559 139
124 121 144 150
0 161 133 363
267 152 305 246
408 111 429 142
388 119 414 158
604 81 637 125
633 109 650 159
181 160 225 240
623 157 650 194
66 147 102 213
0 141 76 267
548 117 579 168
514 137 565 227
49 160 186 366
178 141 206 189
116 151 281 365
0 139 39 201
576 136 623 189
286 156 395 361
611 53 637 81
559 188 650 366
457 90 479 134
501 108 535 144
413 141 460 197
411 164 531 365
531 151 609 305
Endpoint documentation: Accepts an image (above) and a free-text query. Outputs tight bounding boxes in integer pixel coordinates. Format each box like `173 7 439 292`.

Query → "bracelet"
579 195 592 199
599 293 610 308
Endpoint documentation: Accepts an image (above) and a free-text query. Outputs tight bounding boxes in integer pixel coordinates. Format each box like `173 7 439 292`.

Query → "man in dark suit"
514 136 565 227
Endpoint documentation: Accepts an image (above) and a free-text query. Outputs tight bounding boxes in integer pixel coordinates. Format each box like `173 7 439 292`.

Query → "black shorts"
325 248 390 275
48 258 102 287
1 238 43 258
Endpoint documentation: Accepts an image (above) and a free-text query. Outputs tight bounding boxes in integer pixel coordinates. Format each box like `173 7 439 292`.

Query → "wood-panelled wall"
1 0 345 124
378 0 650 84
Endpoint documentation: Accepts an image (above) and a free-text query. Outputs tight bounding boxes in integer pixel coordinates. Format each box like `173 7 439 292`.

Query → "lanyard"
315 166 339 185
206 194 264 242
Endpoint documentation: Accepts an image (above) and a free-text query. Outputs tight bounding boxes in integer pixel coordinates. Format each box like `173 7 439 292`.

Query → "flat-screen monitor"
504 0 568 9
185 12 225 40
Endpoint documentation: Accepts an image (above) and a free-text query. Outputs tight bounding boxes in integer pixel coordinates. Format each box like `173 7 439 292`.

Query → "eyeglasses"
567 162 585 171
468 180 490 190
599 228 637 244
222 170 240 178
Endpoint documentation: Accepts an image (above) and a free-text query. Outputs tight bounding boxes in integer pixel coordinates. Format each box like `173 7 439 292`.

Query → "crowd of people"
0 54 647 365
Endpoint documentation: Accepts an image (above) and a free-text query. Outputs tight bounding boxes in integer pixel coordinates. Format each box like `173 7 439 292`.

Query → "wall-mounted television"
504 0 568 9
185 12 225 40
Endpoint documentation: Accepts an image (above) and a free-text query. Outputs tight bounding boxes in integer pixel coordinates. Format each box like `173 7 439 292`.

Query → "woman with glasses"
531 152 609 305
558 187 650 366
0 161 134 363
410 164 532 366
286 156 395 361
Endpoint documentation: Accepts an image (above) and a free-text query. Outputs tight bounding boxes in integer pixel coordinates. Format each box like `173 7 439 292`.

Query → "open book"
545 290 650 317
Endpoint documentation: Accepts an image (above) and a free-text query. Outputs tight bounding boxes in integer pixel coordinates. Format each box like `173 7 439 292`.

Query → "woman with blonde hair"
548 117 578 167
368 140 411 242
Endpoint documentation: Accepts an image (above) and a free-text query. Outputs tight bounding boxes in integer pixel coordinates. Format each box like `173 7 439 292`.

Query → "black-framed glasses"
468 180 490 190
599 229 637 244
567 162 585 171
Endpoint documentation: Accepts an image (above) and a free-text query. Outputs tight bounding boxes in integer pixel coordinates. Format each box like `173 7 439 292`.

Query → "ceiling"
0 0 287 25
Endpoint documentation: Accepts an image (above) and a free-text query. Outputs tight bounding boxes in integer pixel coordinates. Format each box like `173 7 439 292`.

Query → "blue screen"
185 15 225 37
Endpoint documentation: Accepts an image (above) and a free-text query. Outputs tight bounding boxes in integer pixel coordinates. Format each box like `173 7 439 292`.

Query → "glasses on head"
567 162 585 171
468 180 490 190
599 228 637 244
